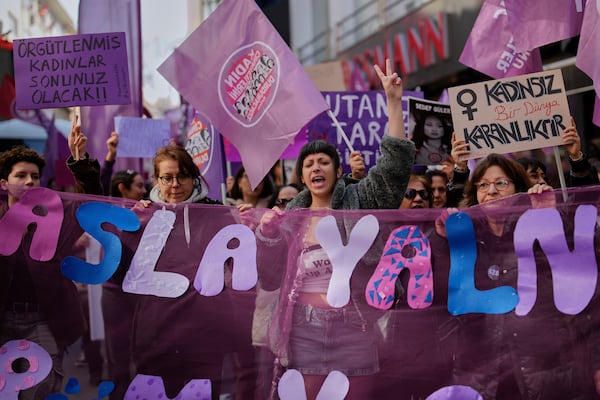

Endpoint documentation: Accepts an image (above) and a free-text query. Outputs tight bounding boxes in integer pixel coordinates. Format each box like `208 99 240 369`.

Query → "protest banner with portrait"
448 69 570 161
407 97 453 166
13 32 131 109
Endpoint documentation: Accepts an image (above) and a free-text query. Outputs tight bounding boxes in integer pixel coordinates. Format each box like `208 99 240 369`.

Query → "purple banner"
2 186 600 399
305 90 423 173
13 32 131 109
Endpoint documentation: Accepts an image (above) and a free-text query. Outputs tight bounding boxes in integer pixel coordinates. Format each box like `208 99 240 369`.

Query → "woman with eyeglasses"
147 145 221 205
435 153 589 399
400 174 432 209
129 144 241 400
257 59 415 400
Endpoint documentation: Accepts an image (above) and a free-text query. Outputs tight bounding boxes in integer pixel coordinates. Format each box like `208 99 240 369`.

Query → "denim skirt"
288 303 379 376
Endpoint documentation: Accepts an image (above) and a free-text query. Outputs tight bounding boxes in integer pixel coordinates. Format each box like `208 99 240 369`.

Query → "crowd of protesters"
3 59 600 400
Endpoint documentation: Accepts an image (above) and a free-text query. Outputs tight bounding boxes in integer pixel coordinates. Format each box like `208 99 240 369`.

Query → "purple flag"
576 1 600 127
157 0 329 190
459 0 543 79
503 0 585 52
78 0 143 173
222 128 307 162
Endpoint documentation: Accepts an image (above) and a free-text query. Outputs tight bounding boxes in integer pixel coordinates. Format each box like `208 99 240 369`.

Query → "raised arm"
374 59 405 139
66 120 103 195
562 116 599 186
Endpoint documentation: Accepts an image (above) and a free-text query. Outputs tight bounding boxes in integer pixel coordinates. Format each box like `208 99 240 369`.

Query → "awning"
0 118 48 140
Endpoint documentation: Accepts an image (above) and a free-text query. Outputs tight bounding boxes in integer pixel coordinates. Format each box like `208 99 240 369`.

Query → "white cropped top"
299 244 333 293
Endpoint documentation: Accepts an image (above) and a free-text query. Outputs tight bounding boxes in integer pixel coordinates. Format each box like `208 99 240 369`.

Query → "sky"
59 0 189 106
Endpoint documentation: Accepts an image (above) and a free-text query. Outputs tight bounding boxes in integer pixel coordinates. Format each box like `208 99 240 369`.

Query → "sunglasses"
275 198 294 207
404 188 430 200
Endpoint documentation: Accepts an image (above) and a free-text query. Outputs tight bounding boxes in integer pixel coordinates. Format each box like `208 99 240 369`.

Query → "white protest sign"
448 69 570 160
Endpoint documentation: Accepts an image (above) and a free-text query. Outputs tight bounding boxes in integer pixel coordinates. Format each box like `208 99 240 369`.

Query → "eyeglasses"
474 179 512 193
158 175 192 186
275 198 294 207
404 188 430 200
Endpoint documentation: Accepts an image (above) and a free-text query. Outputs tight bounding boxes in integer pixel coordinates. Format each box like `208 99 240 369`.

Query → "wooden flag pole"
327 110 354 153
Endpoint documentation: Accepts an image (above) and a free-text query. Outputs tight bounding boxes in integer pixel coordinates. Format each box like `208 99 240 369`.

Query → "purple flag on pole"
459 0 543 79
157 0 329 190
503 0 585 52
576 0 600 127
78 0 143 173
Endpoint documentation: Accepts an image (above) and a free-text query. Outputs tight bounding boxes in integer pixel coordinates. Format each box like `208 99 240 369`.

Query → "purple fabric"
3 187 600 398
77 0 143 174
223 128 307 162
157 0 328 190
305 90 422 173
576 1 600 113
503 0 585 52
459 0 543 79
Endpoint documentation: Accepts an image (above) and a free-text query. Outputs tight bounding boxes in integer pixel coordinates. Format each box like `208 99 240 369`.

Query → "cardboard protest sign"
114 116 170 158
305 90 423 174
448 69 570 161
13 32 131 109
407 97 453 166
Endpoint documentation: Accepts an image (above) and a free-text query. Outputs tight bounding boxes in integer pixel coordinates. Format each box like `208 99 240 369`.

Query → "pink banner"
2 186 600 399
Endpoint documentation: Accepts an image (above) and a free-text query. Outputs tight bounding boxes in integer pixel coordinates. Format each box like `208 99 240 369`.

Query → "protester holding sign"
435 154 589 399
0 124 102 400
257 60 415 399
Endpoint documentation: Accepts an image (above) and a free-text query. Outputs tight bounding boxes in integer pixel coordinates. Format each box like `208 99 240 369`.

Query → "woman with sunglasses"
268 183 302 210
435 152 588 399
400 174 432 209
257 59 415 400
